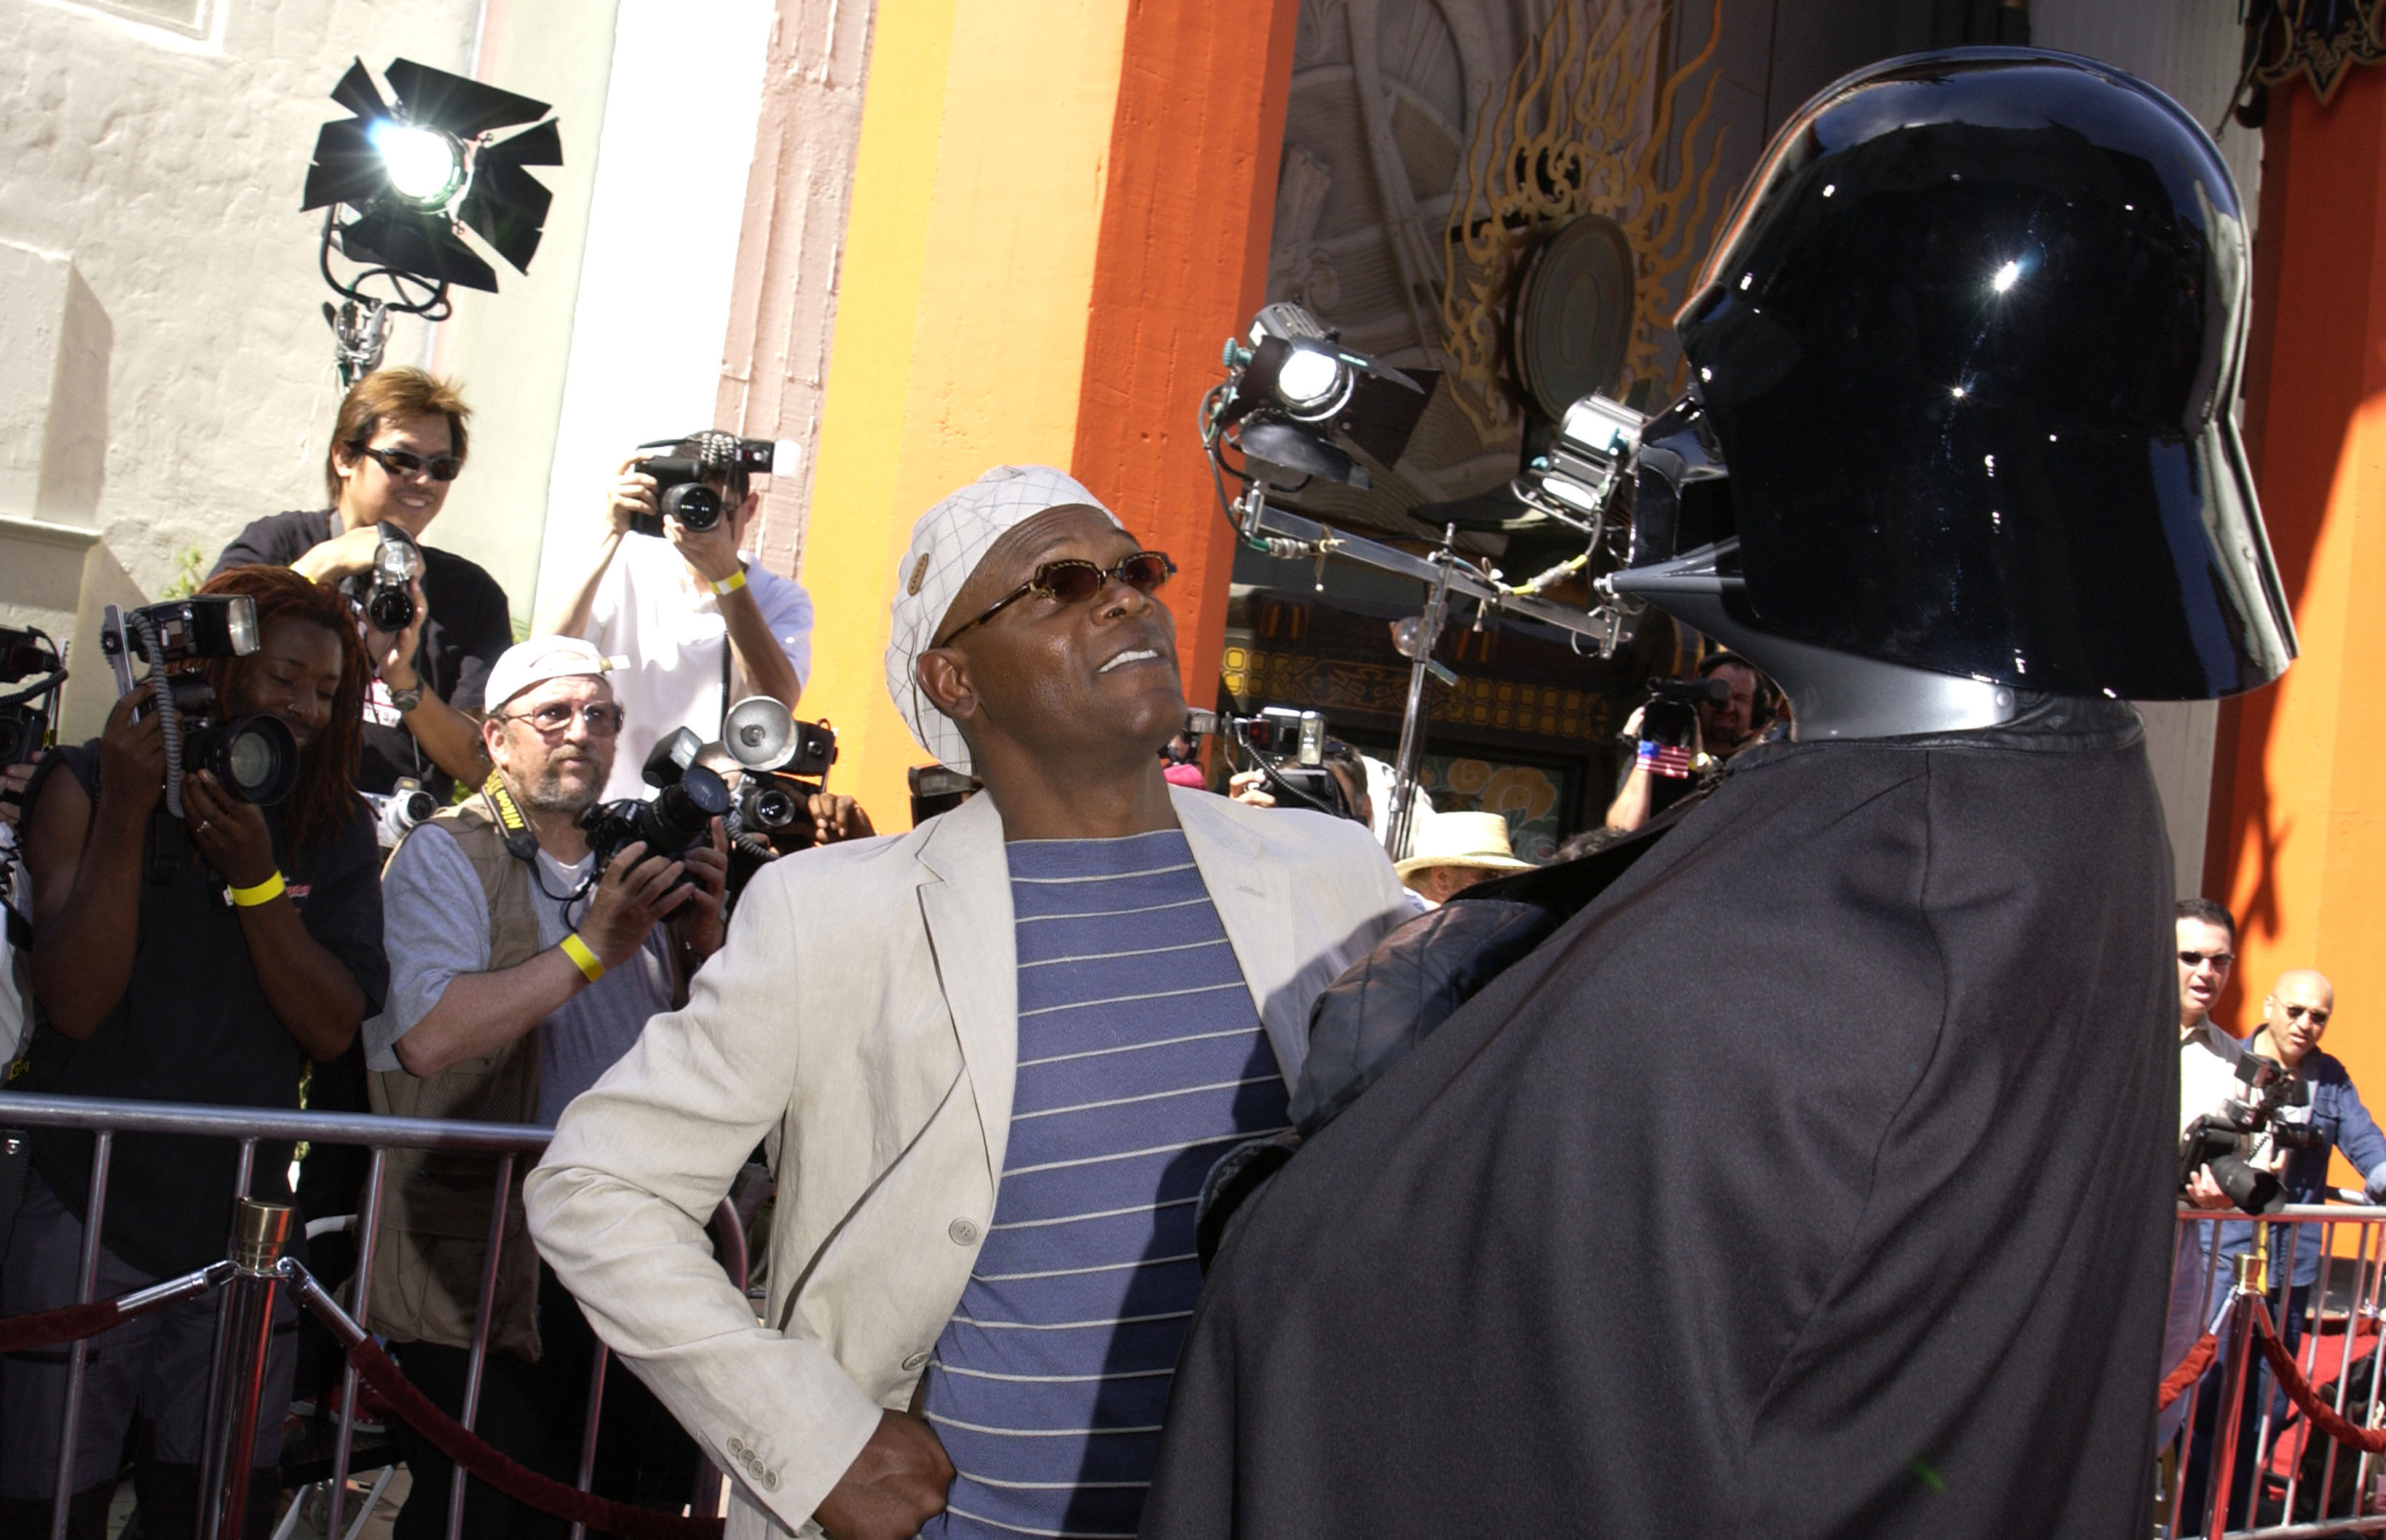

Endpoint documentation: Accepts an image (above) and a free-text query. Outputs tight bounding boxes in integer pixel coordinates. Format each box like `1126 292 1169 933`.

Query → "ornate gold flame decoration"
1440 0 1727 438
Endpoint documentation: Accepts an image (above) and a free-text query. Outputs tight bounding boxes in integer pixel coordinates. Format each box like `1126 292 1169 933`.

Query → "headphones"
1698 651 1783 733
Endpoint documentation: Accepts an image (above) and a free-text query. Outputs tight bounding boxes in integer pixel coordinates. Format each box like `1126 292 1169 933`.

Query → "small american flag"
1641 743 1696 779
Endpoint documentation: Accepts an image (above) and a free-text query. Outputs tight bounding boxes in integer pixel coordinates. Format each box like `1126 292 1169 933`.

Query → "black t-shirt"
213 510 513 798
20 745 390 1276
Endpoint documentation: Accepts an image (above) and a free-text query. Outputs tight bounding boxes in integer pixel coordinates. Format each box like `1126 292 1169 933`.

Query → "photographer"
1 566 386 1536
1603 651 1771 834
534 441 813 804
213 368 510 801
2185 968 2386 1530
362 637 723 1540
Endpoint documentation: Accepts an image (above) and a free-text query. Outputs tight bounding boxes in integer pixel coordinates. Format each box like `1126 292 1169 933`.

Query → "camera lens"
188 714 299 805
663 482 724 532
638 764 731 854
367 585 416 632
749 784 799 829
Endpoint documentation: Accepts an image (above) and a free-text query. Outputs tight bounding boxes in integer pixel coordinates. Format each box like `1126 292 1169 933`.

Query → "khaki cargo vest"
366 792 546 1359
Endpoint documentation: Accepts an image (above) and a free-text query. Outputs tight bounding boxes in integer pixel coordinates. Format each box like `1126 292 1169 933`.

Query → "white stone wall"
0 0 620 737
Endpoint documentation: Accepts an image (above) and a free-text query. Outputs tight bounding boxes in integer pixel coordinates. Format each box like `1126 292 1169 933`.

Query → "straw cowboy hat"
1392 810 1533 888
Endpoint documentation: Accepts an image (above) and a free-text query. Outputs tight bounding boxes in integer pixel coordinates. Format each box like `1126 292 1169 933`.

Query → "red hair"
197 566 371 853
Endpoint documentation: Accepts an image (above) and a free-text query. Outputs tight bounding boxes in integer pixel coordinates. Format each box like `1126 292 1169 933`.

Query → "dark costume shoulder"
1142 707 2176 1539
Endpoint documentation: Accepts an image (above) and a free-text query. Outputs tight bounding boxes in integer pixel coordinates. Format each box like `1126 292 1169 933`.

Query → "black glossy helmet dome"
1623 47 2294 704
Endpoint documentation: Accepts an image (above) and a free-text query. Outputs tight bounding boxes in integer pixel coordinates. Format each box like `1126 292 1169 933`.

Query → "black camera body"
580 728 729 884
0 625 65 770
1190 706 1356 821
344 525 420 633
735 771 824 851
147 679 301 807
1638 674 1729 751
98 599 299 809
2180 1052 2318 1215
630 431 791 539
908 765 978 827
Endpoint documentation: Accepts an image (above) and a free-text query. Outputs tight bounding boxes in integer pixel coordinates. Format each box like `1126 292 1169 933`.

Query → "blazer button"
729 1438 746 1457
903 1349 931 1370
949 1218 980 1245
763 1470 781 1492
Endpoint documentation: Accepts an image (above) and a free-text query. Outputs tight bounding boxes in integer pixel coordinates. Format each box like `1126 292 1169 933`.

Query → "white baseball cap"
882 465 1123 775
482 636 618 714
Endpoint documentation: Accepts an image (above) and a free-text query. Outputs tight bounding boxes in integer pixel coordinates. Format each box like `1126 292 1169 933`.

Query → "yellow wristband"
227 872 285 908
711 569 747 597
560 932 607 982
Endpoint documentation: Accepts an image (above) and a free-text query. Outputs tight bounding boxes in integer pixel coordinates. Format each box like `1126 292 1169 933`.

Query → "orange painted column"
1070 0 1302 709
799 0 1298 826
2211 66 2386 1176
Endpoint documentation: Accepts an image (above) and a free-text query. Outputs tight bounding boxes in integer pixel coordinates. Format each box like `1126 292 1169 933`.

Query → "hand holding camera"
291 521 393 585
95 684 168 824
366 574 430 693
577 840 693 969
180 769 275 891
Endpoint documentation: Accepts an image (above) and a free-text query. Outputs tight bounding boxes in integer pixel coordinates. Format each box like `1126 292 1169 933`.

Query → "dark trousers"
388 1268 698 1540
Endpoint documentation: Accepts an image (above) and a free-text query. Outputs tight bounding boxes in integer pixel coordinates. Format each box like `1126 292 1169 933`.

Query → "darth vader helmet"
1608 48 2296 740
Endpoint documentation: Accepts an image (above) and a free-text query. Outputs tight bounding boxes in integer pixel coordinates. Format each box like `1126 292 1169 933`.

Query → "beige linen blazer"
524 784 1409 1538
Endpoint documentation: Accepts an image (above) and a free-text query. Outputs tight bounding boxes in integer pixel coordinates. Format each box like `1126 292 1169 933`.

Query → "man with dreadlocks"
3 565 388 1539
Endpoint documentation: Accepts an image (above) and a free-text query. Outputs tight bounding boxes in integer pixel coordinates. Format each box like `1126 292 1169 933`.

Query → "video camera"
630 430 799 538
580 728 730 888
1637 674 1730 754
98 599 299 813
2180 1052 2323 1215
1190 706 1357 821
0 625 66 771
344 524 420 633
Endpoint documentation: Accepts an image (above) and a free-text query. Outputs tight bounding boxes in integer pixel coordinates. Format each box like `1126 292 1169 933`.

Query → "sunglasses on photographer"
935 550 1176 647
356 445 465 483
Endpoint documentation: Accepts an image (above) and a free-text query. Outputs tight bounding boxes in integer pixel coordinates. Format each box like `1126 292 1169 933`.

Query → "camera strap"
480 771 599 906
479 772 545 869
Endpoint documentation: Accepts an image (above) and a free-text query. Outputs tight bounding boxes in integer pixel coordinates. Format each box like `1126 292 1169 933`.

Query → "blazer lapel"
1175 789 1303 1086
915 794 1019 1185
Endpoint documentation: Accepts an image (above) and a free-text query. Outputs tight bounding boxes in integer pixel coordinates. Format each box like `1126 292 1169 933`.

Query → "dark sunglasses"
2282 1003 2332 1024
936 550 1175 647
357 445 465 483
2179 949 2235 969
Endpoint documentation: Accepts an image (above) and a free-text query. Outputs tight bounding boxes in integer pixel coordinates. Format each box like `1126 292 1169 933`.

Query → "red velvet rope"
345 1336 727 1540
0 1299 122 1356
2253 1306 2386 1455
2160 1332 2219 1412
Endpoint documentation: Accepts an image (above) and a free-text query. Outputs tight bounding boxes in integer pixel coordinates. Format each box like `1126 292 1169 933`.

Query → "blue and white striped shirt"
918 829 1289 1539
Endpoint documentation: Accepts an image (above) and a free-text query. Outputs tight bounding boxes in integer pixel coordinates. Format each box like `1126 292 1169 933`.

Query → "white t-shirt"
2179 1018 2246 1138
580 532 813 802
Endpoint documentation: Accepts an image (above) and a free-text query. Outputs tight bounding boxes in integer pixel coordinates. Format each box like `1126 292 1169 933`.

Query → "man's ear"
916 647 977 726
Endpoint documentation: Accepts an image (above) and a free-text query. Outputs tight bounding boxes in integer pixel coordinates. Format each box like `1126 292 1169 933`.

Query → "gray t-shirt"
363 824 676 1124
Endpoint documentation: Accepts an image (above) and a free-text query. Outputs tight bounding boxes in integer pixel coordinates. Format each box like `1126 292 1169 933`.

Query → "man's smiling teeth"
1100 649 1158 673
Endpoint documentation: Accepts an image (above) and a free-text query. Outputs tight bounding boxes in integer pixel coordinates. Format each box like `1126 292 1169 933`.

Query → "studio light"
369 122 466 208
1204 301 1427 489
302 55 563 366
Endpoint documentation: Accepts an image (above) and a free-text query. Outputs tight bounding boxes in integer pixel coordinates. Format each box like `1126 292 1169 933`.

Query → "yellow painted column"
801 0 1134 826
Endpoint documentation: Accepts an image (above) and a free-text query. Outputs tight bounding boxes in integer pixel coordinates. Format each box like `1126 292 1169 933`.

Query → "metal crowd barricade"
2168 1198 2386 1538
0 1091 751 1540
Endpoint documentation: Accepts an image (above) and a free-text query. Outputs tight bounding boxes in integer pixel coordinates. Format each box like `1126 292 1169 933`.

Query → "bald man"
2189 968 2386 1529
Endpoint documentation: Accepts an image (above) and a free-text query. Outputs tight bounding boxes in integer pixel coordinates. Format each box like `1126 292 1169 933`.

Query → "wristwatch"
388 683 424 714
